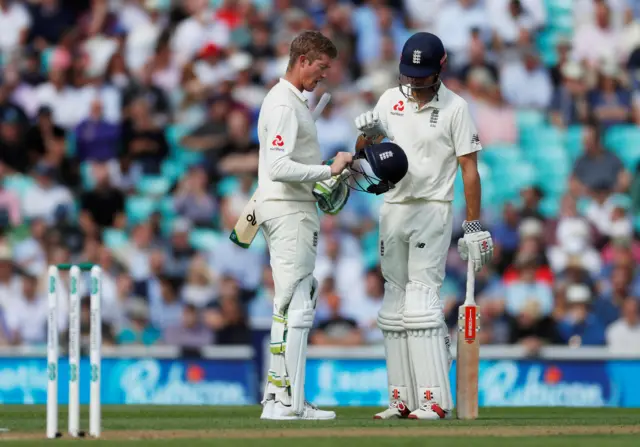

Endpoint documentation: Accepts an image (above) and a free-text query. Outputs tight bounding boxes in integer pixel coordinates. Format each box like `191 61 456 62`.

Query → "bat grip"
465 257 476 306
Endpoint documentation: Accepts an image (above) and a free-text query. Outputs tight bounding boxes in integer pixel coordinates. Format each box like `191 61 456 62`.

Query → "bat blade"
229 189 259 248
456 303 479 419
312 93 331 120
456 258 479 420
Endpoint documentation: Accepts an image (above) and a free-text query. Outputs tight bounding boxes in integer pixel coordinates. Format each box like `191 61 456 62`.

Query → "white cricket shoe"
262 400 335 420
408 401 450 420
261 400 299 420
260 399 275 419
299 401 336 420
373 400 411 420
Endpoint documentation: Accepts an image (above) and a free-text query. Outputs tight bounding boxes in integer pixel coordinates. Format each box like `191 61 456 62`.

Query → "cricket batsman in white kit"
355 32 494 420
256 30 353 420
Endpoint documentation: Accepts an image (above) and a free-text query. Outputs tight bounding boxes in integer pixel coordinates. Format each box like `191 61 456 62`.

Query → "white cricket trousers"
261 211 320 315
379 200 453 291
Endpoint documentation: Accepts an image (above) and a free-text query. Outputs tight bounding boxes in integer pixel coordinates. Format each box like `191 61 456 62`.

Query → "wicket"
46 263 102 439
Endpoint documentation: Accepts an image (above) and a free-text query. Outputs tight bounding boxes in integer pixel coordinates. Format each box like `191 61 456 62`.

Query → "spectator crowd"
0 0 639 355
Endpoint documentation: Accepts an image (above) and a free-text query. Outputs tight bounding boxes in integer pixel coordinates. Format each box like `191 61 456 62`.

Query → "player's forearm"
268 156 332 183
462 166 481 222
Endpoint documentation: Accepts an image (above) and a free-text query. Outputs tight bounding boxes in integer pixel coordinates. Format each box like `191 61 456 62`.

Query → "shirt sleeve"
265 105 331 183
452 101 482 157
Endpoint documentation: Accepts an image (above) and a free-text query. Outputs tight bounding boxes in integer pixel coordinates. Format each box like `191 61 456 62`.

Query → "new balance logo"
379 151 393 161
415 242 425 248
380 240 385 257
430 109 439 127
471 133 480 145
413 49 422 64
313 231 318 247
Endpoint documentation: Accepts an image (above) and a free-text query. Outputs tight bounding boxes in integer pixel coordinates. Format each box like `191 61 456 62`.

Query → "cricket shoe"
408 401 451 420
261 400 335 420
298 401 336 420
373 400 411 419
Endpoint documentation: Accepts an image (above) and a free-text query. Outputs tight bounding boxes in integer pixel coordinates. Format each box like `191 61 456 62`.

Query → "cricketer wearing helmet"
355 32 494 420
256 30 353 421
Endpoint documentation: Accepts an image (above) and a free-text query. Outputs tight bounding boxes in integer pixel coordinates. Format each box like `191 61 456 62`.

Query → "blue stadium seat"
604 125 640 170
2 175 35 199
189 228 223 251
102 228 129 249
217 176 239 197
539 196 560 218
161 159 187 184
80 162 95 190
516 110 545 131
564 125 585 161
125 195 158 225
137 175 172 197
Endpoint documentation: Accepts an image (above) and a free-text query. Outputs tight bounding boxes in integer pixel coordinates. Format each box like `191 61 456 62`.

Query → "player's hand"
457 220 493 272
355 111 386 138
330 152 353 176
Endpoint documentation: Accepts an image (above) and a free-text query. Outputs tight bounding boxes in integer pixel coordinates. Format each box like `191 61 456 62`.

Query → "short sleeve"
452 102 482 157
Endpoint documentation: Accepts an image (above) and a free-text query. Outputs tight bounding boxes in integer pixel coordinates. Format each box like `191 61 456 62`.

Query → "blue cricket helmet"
350 142 408 195
399 32 447 79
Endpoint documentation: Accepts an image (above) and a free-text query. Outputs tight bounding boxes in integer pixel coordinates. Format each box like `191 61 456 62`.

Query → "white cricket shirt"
373 84 481 203
256 78 332 222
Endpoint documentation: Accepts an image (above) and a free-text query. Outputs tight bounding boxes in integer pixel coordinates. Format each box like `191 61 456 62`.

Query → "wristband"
462 220 483 234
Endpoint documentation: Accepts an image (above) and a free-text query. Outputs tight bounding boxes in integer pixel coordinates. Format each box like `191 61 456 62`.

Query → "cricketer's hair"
287 30 338 71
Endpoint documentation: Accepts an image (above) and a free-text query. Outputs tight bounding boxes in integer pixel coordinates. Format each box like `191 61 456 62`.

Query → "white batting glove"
457 220 494 272
355 110 386 138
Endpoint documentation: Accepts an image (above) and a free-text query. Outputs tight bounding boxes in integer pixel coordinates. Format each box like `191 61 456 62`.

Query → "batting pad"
286 276 318 414
378 282 417 410
404 282 453 411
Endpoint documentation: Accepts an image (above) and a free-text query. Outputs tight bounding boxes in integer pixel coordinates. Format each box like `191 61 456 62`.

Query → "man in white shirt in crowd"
257 30 352 421
606 297 640 353
22 162 73 224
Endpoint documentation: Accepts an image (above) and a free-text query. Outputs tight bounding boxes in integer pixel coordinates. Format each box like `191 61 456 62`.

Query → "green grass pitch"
1 406 639 445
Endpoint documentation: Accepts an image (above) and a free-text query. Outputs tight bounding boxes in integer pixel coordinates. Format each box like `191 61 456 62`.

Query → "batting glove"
457 220 494 272
355 110 388 139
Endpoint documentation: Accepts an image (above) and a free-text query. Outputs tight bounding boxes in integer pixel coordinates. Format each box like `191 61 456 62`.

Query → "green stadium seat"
125 195 157 225
137 175 172 197
102 228 128 249
189 228 223 251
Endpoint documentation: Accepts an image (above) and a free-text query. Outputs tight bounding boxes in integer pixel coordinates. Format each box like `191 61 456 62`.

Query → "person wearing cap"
354 32 493 420
557 283 606 346
257 31 349 421
549 60 590 128
22 161 74 223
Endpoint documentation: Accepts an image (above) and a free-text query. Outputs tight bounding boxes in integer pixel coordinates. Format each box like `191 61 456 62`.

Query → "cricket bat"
456 257 480 419
229 93 332 248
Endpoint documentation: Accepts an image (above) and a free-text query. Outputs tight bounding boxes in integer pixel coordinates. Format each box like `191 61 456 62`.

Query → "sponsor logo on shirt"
391 100 404 116
270 134 285 151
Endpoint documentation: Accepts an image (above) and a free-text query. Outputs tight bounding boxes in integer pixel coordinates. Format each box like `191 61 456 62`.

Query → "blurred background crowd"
0 0 639 354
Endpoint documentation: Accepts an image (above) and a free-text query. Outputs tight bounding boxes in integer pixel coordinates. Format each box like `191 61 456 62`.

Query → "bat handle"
465 257 476 306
